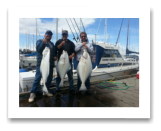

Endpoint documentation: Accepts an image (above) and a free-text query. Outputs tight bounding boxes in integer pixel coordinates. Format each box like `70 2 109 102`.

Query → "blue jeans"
77 61 90 90
56 61 74 90
30 66 53 94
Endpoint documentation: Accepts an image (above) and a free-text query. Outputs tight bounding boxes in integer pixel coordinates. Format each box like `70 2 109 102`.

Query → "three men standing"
28 29 93 103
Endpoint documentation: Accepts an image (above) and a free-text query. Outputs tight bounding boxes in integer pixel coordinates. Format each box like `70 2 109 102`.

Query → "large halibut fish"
77 49 92 91
57 50 71 87
40 47 50 93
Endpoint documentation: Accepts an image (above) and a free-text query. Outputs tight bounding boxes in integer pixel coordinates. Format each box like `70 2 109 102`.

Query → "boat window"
111 50 115 57
114 50 121 57
110 50 120 57
102 49 121 58
102 49 111 57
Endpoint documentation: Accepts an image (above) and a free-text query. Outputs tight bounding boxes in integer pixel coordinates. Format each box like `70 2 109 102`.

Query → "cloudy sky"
19 18 139 53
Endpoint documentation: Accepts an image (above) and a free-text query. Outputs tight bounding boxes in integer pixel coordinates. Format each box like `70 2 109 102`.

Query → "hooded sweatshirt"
75 40 94 61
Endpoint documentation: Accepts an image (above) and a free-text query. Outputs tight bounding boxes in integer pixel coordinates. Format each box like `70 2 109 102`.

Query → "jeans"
77 61 90 90
30 66 53 94
56 62 74 90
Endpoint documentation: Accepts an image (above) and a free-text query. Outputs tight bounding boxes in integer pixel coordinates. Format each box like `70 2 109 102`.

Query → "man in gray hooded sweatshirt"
75 32 94 94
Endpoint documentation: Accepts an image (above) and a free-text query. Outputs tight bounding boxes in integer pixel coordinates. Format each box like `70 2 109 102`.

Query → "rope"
100 77 137 90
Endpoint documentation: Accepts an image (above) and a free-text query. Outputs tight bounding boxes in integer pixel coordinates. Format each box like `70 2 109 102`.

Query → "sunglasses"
81 36 86 38
46 33 52 36
62 34 68 36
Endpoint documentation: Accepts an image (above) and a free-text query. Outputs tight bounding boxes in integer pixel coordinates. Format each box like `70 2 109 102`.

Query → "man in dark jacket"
55 30 75 95
28 30 57 102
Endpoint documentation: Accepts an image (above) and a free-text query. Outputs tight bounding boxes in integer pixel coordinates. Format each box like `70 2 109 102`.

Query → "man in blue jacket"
28 30 57 102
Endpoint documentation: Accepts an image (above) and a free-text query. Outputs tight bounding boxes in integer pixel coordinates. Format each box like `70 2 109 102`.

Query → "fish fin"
79 84 87 91
42 84 48 93
59 80 64 87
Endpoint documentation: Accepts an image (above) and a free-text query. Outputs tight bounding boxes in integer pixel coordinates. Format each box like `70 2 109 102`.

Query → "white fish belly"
57 51 71 86
40 47 50 93
77 53 92 90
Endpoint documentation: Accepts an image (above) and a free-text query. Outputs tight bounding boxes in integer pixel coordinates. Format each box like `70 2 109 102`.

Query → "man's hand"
54 57 57 61
69 55 73 60
58 39 66 49
69 53 75 60
61 40 65 46
43 38 48 44
84 45 88 49
82 42 86 46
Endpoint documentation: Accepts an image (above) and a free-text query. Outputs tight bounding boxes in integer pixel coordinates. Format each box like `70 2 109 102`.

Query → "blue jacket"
36 39 56 67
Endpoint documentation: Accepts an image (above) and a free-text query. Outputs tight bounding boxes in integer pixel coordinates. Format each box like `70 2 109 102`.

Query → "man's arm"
75 42 85 52
69 42 75 60
52 42 57 61
85 43 94 54
57 38 67 49
57 41 65 49
36 39 46 53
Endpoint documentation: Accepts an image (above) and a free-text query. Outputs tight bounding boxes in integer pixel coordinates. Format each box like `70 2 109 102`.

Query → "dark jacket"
36 39 56 67
55 39 75 62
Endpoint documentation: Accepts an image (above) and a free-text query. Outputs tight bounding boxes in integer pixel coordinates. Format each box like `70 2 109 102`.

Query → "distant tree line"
19 49 36 54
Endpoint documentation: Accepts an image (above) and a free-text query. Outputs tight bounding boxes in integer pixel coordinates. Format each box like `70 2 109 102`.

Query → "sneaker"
70 90 75 95
28 93 36 102
43 92 53 97
86 90 91 95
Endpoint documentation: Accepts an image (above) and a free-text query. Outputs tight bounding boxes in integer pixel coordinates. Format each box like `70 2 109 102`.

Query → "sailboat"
19 19 38 69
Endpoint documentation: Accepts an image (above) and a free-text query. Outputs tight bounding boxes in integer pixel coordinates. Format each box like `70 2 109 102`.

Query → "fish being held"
77 49 92 91
57 50 71 87
40 47 50 93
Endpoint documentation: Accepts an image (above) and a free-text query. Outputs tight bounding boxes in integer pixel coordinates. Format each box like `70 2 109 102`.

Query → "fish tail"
43 84 48 93
59 80 64 87
79 84 87 91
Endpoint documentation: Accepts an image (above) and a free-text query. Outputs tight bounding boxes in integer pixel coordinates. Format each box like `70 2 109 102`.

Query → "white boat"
58 42 139 87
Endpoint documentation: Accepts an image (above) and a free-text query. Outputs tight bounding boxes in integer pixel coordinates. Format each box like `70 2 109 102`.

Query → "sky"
19 18 139 54
8 6 151 119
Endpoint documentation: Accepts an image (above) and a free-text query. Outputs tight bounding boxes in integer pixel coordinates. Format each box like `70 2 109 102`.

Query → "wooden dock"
19 77 139 107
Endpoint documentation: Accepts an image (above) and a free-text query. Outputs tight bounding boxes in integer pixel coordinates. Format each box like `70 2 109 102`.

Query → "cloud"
19 18 96 36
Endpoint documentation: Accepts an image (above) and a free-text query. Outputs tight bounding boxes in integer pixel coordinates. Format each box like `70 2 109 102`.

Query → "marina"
19 18 139 107
19 76 139 107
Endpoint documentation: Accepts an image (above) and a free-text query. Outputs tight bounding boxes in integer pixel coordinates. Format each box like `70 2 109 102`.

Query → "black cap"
45 30 53 36
62 30 68 35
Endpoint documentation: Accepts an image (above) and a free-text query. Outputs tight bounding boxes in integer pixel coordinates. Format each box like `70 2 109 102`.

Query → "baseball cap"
62 30 68 35
45 30 53 36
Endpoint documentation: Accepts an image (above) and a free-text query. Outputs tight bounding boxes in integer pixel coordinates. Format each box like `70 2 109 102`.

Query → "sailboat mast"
126 18 130 58
104 18 107 44
116 18 124 45
56 18 58 41
26 33 27 49
95 18 102 44
33 34 34 51
36 18 37 42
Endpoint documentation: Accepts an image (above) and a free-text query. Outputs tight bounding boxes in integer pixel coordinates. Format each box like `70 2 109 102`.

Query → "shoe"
70 90 75 95
86 90 91 95
43 92 53 97
28 93 36 102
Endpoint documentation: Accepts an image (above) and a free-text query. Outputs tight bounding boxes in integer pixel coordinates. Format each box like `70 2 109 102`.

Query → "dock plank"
19 77 139 107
